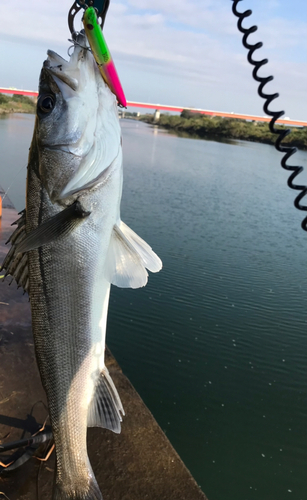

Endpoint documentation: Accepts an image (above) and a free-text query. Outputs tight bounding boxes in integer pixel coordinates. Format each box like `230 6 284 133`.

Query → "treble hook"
68 0 110 35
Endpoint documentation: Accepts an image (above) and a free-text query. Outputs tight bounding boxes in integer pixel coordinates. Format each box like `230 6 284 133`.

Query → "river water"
0 114 306 500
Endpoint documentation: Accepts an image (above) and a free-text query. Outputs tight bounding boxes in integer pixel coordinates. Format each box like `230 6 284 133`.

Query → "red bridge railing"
1 88 306 127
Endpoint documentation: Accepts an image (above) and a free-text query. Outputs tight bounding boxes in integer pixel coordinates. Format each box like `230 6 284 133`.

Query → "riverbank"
139 112 307 150
0 94 35 115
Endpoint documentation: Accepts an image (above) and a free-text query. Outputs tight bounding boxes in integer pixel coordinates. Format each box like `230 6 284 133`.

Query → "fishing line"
1 164 27 206
231 0 307 232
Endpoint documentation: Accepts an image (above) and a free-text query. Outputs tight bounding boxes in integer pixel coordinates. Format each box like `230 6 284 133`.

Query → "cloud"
127 0 238 35
2 0 305 55
0 0 306 119
0 0 68 46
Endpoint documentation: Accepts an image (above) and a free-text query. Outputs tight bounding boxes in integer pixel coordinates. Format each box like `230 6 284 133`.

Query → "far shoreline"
0 94 36 115
1 102 306 151
137 111 307 151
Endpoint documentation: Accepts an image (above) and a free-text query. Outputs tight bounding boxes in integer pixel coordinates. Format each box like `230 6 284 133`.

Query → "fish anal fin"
88 367 124 434
16 200 90 254
119 221 162 273
0 210 29 294
105 221 162 289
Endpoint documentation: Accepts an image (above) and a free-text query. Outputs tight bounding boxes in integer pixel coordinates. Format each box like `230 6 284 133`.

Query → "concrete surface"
0 208 208 500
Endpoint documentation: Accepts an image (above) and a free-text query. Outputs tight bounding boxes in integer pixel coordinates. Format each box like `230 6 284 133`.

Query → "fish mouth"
51 70 78 91
44 50 79 92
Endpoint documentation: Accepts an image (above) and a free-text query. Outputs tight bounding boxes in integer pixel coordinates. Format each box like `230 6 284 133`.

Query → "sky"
0 0 306 120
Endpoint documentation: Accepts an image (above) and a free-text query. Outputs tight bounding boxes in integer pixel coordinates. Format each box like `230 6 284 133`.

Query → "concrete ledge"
0 208 207 500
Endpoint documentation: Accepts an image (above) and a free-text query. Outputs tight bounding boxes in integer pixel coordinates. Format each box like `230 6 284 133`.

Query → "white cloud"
127 0 238 35
0 0 306 119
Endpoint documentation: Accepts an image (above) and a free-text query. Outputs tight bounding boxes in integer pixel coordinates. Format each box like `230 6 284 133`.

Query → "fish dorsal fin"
105 221 162 289
88 367 124 434
0 211 29 293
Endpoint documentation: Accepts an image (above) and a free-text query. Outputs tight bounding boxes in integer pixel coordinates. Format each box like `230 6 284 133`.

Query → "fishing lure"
83 6 126 107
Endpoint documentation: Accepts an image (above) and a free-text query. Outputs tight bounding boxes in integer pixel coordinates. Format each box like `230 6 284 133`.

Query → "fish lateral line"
16 200 91 254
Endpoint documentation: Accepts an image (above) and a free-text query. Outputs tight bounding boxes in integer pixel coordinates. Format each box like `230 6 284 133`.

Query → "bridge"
1 87 306 127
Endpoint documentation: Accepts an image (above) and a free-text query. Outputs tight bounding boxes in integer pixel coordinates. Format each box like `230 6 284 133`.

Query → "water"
0 114 31 208
1 115 307 500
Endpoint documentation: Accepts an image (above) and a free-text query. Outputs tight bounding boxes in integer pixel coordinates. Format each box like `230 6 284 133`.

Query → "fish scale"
28 172 116 498
1 32 162 500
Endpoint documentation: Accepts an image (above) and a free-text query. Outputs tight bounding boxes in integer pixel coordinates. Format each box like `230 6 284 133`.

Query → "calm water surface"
1 115 307 500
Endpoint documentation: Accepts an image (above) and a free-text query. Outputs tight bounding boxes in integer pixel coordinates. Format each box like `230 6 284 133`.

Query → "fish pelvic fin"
105 220 162 288
0 210 29 293
53 477 103 500
88 367 124 433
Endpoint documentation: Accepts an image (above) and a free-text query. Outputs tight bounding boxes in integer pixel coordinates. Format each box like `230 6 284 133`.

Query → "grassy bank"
140 111 307 150
0 94 36 114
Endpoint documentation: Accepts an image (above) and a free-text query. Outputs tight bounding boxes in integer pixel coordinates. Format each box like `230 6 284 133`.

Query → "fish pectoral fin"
88 367 124 434
0 210 29 293
16 200 90 254
105 221 162 289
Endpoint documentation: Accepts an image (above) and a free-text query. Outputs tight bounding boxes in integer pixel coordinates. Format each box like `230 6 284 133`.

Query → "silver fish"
1 33 162 500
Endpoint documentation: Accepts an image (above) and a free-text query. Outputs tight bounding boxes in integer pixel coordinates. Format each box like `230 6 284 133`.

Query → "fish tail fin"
53 476 103 500
88 366 124 433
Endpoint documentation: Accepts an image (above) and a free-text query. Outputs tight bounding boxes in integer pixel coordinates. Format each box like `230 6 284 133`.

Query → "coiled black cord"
232 0 307 232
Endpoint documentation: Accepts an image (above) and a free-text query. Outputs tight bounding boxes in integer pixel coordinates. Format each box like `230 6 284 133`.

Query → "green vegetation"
119 111 140 119
124 111 139 117
0 93 36 114
140 110 307 150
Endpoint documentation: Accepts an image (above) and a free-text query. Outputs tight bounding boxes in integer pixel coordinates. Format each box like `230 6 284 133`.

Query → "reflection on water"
112 120 307 500
159 124 240 145
1 115 307 500
0 113 33 211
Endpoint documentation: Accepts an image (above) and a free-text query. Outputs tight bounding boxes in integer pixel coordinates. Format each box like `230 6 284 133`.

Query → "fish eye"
38 94 55 113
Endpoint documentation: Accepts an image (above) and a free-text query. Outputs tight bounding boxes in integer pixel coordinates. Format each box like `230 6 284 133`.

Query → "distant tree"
0 94 9 104
12 94 35 107
180 109 203 119
140 112 307 150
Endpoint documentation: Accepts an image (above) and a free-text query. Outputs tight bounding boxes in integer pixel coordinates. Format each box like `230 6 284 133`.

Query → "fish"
1 32 162 500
